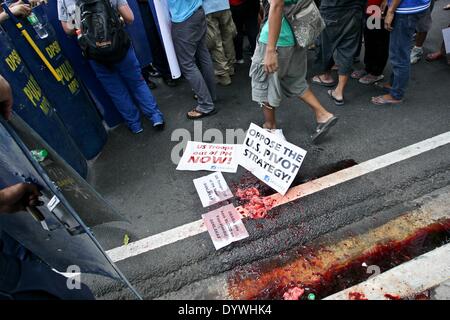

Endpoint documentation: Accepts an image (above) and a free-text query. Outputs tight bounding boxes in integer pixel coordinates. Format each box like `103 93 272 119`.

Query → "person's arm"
0 75 13 120
118 4 134 24
0 1 32 24
263 0 283 74
0 183 42 214
385 0 402 31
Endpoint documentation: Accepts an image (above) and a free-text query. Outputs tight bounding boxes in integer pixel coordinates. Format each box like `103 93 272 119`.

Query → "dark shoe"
311 116 339 143
163 77 178 87
146 79 157 89
153 121 165 131
327 89 345 106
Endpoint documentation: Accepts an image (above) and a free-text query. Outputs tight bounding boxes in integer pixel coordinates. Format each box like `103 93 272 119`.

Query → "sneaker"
132 128 144 134
410 46 423 64
153 121 165 131
235 59 245 64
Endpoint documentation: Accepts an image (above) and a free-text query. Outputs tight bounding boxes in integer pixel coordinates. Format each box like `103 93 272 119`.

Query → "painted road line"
107 131 450 263
324 243 450 300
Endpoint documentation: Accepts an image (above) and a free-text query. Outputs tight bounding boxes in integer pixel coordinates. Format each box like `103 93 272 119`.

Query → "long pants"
363 14 390 76
137 0 172 78
89 47 164 132
172 7 216 113
315 9 363 75
206 9 236 77
230 0 260 61
388 13 423 100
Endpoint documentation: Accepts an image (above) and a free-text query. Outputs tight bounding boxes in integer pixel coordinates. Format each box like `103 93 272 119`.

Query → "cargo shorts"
250 43 309 108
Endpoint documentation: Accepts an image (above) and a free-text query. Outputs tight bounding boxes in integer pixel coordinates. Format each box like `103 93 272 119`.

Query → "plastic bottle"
30 149 48 162
27 12 48 39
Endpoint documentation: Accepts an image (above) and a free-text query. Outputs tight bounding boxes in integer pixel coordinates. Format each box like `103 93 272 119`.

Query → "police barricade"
0 115 141 299
1 2 108 160
0 28 88 178
44 1 124 128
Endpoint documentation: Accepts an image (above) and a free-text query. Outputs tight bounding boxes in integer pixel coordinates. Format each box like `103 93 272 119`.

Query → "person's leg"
139 1 174 83
313 25 336 85
333 11 362 101
207 12 232 85
218 10 237 74
411 0 435 64
243 0 261 55
372 13 420 104
116 47 164 126
89 60 142 133
172 9 215 115
231 4 245 62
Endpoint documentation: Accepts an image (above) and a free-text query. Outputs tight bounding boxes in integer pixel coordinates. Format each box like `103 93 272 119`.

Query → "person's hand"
0 75 13 121
384 10 395 31
0 183 42 214
263 48 278 74
9 1 32 18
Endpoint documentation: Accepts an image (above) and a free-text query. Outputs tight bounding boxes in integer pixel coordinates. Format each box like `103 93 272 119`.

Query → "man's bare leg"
331 74 349 101
262 103 276 130
299 88 334 123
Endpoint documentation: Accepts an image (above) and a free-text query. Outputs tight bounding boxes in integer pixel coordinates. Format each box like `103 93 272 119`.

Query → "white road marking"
107 131 450 263
324 243 450 300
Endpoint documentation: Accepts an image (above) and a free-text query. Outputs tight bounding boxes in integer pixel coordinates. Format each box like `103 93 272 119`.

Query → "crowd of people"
1 0 449 138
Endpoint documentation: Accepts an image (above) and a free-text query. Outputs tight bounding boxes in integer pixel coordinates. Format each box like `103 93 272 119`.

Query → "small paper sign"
193 172 233 207
239 123 307 195
177 141 240 173
202 204 249 250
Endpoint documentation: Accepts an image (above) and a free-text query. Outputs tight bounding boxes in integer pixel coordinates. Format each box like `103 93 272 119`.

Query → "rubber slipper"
327 89 345 106
351 69 367 79
186 108 217 120
425 52 444 62
311 115 339 143
359 74 384 85
371 96 403 105
312 75 336 87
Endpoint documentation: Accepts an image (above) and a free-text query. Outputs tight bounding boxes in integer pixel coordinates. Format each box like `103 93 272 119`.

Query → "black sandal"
311 115 339 143
186 108 217 120
327 89 345 106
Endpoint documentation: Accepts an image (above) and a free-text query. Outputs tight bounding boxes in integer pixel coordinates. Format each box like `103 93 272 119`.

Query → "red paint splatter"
348 292 368 300
384 293 401 300
283 287 305 300
236 187 277 219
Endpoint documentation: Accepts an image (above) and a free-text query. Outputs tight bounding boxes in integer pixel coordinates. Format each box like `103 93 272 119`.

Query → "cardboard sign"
202 204 249 250
177 141 240 173
239 123 307 195
193 172 233 207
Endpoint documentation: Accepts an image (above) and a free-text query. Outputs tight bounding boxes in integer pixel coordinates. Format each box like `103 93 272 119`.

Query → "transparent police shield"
0 115 141 299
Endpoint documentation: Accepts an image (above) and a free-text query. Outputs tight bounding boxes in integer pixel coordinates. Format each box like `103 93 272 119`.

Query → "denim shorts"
250 43 308 108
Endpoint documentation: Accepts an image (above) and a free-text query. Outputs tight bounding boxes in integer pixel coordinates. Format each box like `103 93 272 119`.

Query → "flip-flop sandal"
359 74 384 85
444 4 450 10
371 96 403 105
312 75 336 87
351 69 367 79
186 108 218 120
426 52 444 62
311 115 339 143
327 89 345 106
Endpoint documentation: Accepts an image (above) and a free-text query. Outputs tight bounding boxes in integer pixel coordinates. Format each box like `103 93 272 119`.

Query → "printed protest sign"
193 172 233 207
239 123 307 195
202 204 249 250
177 141 240 173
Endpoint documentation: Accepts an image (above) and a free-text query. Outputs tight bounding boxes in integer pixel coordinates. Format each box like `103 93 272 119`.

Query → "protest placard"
202 204 249 250
176 141 240 173
193 172 233 207
239 123 307 195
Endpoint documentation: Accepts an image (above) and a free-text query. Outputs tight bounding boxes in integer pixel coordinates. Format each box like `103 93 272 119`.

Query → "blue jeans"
388 13 423 100
89 47 164 132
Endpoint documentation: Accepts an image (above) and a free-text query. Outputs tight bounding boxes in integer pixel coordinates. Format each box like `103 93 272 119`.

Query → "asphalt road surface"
86 4 450 299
